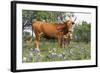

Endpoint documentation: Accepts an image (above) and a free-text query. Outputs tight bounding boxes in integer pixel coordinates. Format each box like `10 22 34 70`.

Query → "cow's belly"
45 31 57 38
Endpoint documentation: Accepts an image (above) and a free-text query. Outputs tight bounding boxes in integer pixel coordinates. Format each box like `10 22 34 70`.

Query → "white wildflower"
70 48 74 55
58 53 65 59
48 52 58 59
80 48 85 54
30 48 33 51
58 54 63 58
52 48 57 52
29 51 33 61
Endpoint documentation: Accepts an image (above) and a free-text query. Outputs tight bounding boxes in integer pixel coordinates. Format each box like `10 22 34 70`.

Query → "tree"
73 21 91 43
22 10 67 24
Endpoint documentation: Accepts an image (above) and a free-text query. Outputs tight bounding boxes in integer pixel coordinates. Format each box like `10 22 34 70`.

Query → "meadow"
22 36 91 63
22 10 91 63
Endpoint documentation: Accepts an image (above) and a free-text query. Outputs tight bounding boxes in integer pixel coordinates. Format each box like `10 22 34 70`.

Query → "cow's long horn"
74 17 77 22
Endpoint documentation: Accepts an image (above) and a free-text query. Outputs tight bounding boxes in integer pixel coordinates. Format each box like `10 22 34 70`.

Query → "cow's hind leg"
34 33 40 49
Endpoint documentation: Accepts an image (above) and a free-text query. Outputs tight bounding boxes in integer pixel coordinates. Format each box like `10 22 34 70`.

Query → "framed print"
11 1 98 72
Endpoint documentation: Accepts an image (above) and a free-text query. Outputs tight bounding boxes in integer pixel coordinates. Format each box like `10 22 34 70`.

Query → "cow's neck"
56 24 68 34
63 27 68 35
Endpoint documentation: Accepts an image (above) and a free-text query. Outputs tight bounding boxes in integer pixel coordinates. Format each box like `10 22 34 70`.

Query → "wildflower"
58 53 65 59
70 48 74 55
30 48 33 51
34 53 42 62
52 48 57 52
58 54 63 58
28 51 33 62
80 48 85 54
48 52 57 59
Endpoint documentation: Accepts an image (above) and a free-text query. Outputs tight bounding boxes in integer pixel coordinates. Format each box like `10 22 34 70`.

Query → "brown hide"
41 23 65 38
32 20 74 48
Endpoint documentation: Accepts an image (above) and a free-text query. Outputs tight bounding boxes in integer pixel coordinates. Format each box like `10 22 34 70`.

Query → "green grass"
22 36 91 63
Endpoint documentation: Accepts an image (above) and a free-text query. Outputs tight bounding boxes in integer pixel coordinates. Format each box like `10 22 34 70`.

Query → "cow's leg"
35 32 43 48
57 35 62 48
59 32 64 48
67 38 71 44
35 33 40 49
62 37 65 48
58 37 60 48
60 38 63 48
34 35 41 56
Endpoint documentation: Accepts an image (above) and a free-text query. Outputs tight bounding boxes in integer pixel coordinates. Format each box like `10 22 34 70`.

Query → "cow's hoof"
33 48 40 54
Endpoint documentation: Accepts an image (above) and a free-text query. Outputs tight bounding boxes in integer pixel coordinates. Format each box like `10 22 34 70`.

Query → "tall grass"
22 36 91 63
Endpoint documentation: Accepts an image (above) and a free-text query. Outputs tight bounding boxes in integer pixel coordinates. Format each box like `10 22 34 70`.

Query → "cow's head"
64 17 77 39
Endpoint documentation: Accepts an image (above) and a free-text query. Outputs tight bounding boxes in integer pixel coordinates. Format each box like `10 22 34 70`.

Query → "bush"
73 21 91 43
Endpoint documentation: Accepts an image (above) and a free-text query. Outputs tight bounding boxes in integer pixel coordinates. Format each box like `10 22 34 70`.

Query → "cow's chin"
69 33 73 40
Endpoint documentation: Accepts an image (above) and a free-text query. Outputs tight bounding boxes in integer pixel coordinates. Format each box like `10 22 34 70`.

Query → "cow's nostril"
72 22 74 25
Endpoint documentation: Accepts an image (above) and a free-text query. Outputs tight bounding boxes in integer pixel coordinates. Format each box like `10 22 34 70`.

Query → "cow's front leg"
57 35 62 48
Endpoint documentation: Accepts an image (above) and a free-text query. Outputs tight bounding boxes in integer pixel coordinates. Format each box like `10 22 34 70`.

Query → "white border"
16 4 96 70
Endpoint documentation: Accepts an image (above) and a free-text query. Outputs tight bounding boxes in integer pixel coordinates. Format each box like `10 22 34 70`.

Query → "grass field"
22 36 91 63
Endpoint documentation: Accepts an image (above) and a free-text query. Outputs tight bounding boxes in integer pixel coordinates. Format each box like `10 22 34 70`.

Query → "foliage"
73 21 91 43
22 10 67 24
